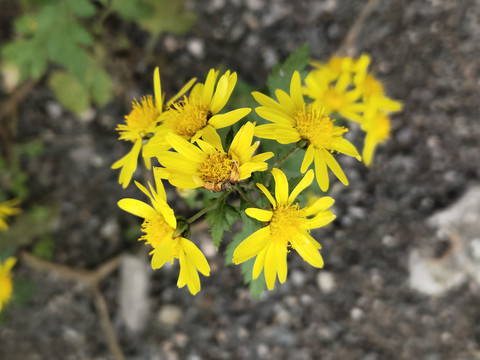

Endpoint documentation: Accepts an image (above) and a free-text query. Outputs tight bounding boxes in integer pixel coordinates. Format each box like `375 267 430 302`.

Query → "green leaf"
87 59 113 106
49 70 90 114
139 0 196 35
110 0 151 20
65 0 97 18
205 195 240 248
32 235 55 260
267 43 310 95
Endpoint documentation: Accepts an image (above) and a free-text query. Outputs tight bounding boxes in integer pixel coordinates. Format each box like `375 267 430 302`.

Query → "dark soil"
1 0 480 359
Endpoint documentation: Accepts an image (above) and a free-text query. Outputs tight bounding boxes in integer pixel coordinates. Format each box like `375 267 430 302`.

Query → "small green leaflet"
205 195 240 248
267 43 310 95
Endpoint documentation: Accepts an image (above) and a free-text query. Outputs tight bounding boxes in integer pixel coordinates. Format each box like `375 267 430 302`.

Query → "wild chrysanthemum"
232 169 336 290
118 170 210 295
155 122 273 191
0 257 16 312
0 198 21 231
144 69 251 156
303 57 366 122
253 71 361 191
112 67 196 188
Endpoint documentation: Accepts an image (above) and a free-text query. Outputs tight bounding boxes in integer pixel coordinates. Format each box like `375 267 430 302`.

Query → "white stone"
119 253 150 332
316 272 335 293
158 305 183 325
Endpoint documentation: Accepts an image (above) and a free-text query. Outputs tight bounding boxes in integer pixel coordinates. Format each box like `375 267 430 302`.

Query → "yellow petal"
166 133 204 161
300 144 315 173
304 196 335 216
273 128 301 144
153 167 167 201
2 257 17 273
256 183 276 207
255 107 295 125
232 226 271 264
314 149 329 192
288 169 314 204
229 121 254 164
292 233 324 268
154 67 162 112
323 150 349 186
118 198 157 219
208 108 251 129
202 68 219 104
331 138 361 160
252 247 268 279
264 243 277 290
168 174 199 189
254 124 293 141
178 249 201 295
180 238 210 276
245 208 273 222
275 89 296 116
290 71 304 109
272 168 289 204
239 162 269 180
200 125 223 151
151 240 176 269
111 140 142 188
167 77 197 106
252 91 283 111
305 211 336 229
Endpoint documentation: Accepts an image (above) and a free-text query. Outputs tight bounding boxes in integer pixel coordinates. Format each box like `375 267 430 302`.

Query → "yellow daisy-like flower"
144 68 251 156
0 257 16 312
232 169 336 290
303 58 366 122
112 67 196 188
0 198 21 231
118 170 210 295
252 71 361 192
156 122 274 191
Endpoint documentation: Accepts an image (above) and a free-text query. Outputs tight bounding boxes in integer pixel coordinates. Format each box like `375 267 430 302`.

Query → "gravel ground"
1 0 480 359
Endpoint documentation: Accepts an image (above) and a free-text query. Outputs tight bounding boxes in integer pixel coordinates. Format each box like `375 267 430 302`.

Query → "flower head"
112 68 196 188
155 122 273 191
0 257 16 312
0 198 21 231
253 71 360 191
232 169 336 290
144 69 251 156
118 170 210 295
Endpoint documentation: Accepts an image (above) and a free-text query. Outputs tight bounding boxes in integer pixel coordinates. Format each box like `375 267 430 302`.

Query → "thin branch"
187 191 229 224
236 184 259 208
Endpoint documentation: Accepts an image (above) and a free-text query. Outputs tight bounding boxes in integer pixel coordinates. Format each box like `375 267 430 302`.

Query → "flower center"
172 98 210 138
197 151 238 191
270 204 305 244
323 87 346 111
117 95 160 142
140 213 175 249
0 275 13 304
295 106 348 150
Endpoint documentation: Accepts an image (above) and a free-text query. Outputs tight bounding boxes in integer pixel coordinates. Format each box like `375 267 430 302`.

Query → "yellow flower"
144 68 251 156
112 67 196 188
303 57 366 122
0 198 21 231
118 170 210 295
232 169 335 290
0 257 16 312
155 122 273 191
253 71 361 191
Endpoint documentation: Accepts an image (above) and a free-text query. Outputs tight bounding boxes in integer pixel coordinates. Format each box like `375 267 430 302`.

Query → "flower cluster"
113 53 401 295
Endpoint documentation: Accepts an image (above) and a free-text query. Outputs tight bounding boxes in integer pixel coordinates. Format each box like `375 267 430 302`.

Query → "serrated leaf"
205 195 240 248
110 0 151 20
49 71 90 114
267 43 310 94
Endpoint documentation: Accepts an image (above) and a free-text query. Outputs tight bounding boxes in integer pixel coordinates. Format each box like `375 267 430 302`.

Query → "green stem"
187 191 229 224
235 184 259 208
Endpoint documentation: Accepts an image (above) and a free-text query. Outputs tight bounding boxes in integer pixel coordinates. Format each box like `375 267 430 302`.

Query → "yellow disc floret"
295 106 348 150
117 95 160 142
270 204 306 245
140 213 175 249
197 151 237 191
171 99 210 137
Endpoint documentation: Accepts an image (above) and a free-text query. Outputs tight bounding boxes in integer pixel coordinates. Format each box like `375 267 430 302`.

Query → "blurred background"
0 0 480 359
